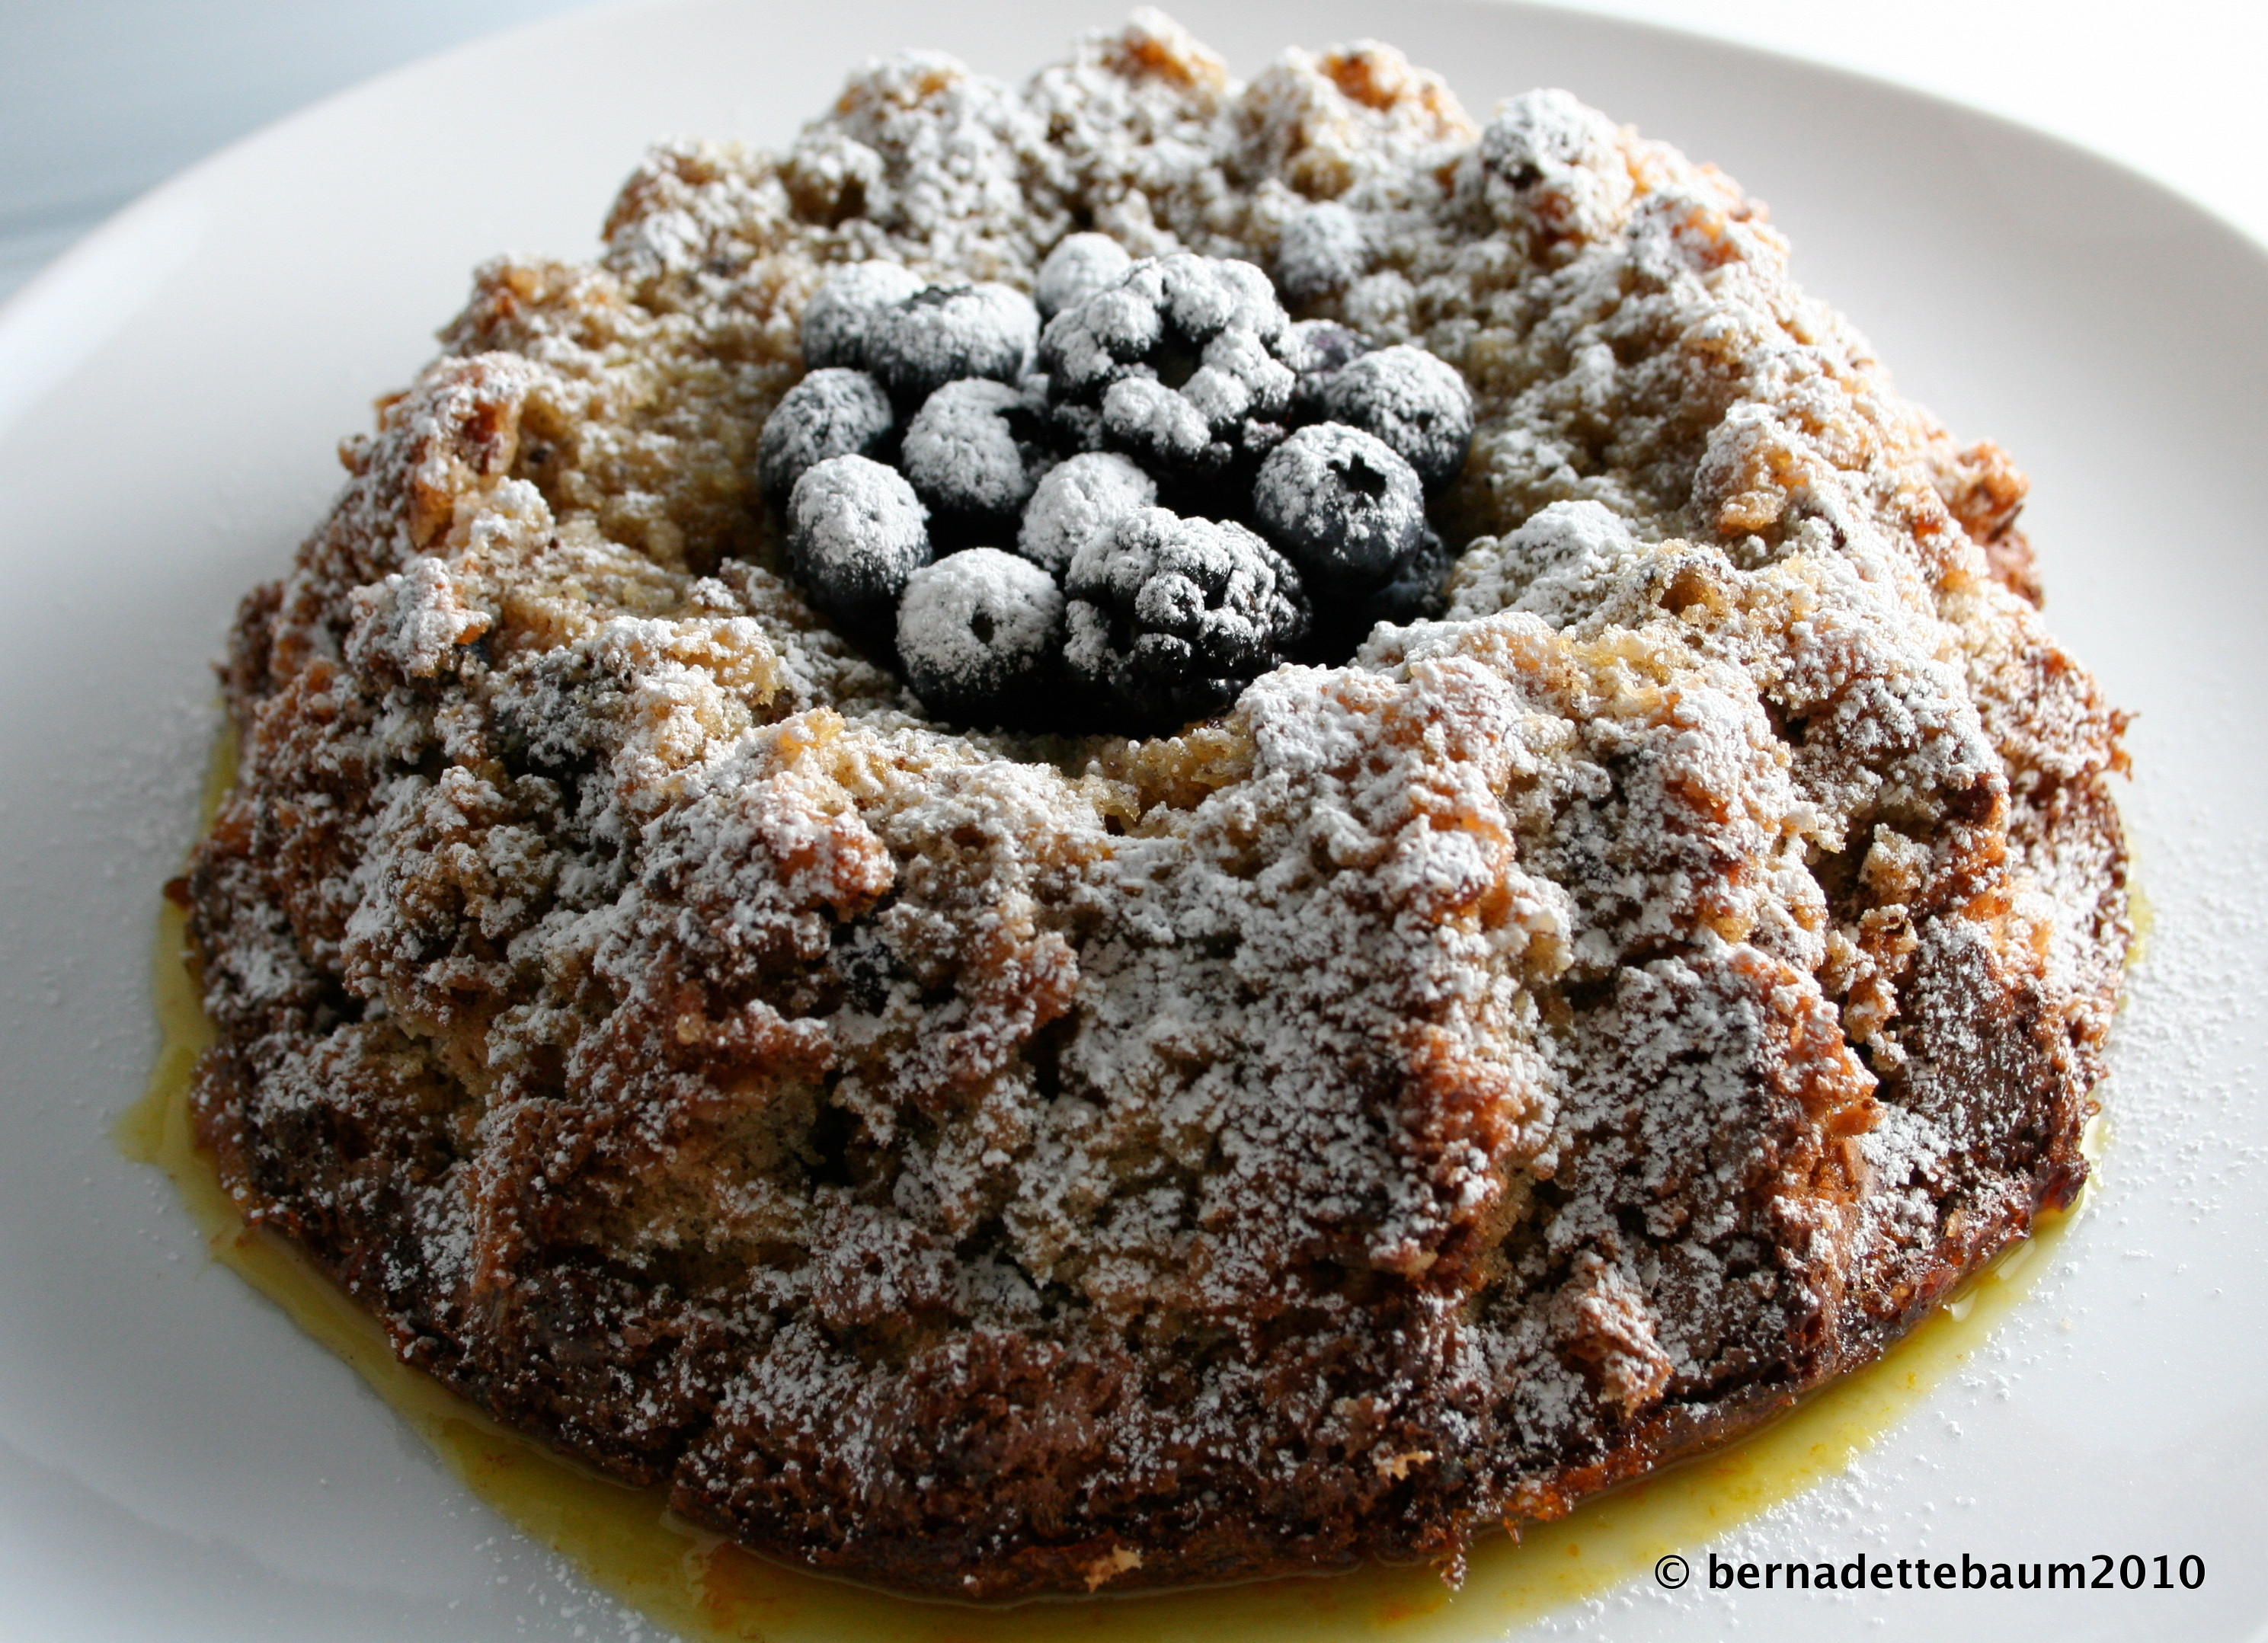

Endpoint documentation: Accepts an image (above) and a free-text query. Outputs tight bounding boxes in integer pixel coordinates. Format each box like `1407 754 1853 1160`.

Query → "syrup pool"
120 734 2096 1643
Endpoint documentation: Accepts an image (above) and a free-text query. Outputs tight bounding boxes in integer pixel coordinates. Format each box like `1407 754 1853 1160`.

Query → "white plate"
2 2 2263 1638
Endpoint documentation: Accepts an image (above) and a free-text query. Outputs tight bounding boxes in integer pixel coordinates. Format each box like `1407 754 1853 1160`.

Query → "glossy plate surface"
1 1 2262 1636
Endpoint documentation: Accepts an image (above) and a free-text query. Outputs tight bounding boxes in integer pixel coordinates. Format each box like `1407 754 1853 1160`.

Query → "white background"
0 4 2261 1640
2 0 2265 304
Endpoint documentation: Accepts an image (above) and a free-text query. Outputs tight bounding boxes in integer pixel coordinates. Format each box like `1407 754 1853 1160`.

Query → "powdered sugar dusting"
184 8 2127 1603
896 548 1064 716
1016 449 1156 575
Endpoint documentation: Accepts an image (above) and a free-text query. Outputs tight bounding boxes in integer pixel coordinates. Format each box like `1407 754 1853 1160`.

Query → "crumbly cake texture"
184 11 2128 1600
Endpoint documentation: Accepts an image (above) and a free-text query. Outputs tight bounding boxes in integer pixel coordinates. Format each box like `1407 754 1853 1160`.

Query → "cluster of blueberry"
757 236 1473 733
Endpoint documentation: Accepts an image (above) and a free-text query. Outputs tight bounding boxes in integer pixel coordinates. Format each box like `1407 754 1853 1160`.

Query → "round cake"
182 11 2129 1600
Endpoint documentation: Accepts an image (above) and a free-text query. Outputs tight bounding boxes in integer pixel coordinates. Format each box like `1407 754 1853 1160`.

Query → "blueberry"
1094 323 1294 483
868 283 1040 406
1284 318 1371 422
801 261 925 371
896 548 1066 725
1275 202 1366 304
1320 344 1475 493
757 368 895 501
1035 233 1133 321
1252 422 1427 596
1100 376 1220 476
1038 394 1106 456
900 379 1054 542
785 453 932 631
1045 283 1163 395
1017 451 1156 578
1284 318 1371 377
1039 252 1299 489
1041 254 1288 400
1355 525 1456 629
1064 506 1309 729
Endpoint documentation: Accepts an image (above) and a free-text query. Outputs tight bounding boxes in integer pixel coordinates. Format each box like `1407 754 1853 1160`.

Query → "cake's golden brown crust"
184 12 2128 1599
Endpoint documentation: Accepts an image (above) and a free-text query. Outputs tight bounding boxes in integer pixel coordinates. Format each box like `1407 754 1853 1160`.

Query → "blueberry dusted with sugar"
1065 507 1309 728
897 548 1066 725
1322 344 1475 493
785 453 932 631
869 283 1040 407
1042 397 1107 456
757 367 895 500
1357 524 1456 628
1035 233 1133 320
1286 318 1371 376
1040 252 1300 487
801 261 926 371
1099 334 1294 484
900 379 1054 542
1017 451 1156 577
1039 251 1288 398
1099 377 1220 479
1284 318 1371 422
1253 422 1426 596
1275 201 1365 303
